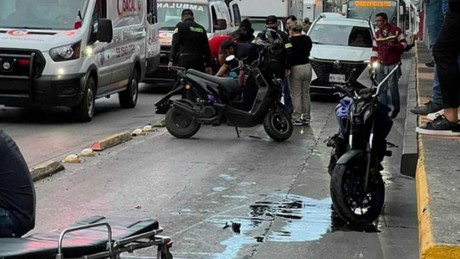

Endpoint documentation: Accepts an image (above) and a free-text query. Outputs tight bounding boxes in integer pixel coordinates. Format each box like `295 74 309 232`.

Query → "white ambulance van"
0 0 160 121
145 0 241 83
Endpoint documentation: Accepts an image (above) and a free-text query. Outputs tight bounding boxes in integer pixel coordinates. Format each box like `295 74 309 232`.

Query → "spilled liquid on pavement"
257 195 332 242
209 194 330 258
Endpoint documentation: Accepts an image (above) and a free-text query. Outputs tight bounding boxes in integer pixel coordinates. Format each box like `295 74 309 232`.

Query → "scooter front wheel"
165 105 201 139
263 106 293 142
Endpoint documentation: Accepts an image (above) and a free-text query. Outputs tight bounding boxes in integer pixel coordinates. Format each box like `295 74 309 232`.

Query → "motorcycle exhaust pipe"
172 100 201 118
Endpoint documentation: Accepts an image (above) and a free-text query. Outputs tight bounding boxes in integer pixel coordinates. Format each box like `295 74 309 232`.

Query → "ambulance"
0 0 161 121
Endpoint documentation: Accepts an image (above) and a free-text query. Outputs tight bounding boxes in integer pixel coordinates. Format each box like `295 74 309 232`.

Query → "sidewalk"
412 42 460 259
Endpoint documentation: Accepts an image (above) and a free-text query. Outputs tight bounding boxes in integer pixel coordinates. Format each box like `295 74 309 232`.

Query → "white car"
307 15 375 96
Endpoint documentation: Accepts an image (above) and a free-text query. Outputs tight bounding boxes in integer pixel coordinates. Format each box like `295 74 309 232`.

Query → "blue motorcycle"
327 64 400 224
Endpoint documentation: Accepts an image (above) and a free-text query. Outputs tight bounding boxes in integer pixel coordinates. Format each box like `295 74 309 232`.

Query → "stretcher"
0 216 173 259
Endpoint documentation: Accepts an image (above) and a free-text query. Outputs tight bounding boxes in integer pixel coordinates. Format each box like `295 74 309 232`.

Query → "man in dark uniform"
0 130 35 237
168 9 212 74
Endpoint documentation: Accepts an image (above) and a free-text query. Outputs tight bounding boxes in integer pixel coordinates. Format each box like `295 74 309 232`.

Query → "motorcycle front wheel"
263 105 293 142
330 162 385 225
165 104 201 139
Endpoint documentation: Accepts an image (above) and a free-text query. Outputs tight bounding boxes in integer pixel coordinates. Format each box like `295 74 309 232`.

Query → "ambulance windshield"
0 0 88 30
157 3 210 32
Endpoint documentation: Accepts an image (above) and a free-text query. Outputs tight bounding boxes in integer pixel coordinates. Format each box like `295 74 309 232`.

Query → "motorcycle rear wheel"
263 105 293 142
330 163 385 225
165 104 201 139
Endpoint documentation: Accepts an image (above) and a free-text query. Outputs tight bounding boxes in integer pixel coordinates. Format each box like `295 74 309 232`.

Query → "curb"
401 46 418 177
31 161 65 182
29 119 166 182
416 140 460 259
414 42 460 259
91 131 132 151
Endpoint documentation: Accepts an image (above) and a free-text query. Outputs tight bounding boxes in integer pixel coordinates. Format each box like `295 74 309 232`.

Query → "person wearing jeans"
373 13 407 118
377 64 401 117
411 0 457 115
417 0 460 135
425 0 444 67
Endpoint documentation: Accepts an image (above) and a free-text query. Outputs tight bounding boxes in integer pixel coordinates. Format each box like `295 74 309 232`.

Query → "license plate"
329 74 346 83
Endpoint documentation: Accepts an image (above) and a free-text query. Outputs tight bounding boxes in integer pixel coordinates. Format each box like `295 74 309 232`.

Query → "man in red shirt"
208 33 234 70
372 12 407 118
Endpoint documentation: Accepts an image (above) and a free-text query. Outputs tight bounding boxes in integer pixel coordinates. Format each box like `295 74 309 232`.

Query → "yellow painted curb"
417 140 460 259
415 42 460 259
31 161 65 181
91 132 132 151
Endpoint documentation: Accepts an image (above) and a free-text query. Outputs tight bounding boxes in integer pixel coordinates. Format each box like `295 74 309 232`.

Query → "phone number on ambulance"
115 44 136 58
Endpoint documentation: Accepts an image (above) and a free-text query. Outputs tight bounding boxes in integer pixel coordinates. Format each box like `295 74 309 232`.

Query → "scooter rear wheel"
165 104 201 139
330 163 385 225
263 106 293 142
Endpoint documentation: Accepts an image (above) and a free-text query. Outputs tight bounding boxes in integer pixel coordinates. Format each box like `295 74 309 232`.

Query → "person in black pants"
0 130 36 237
168 9 212 74
417 0 460 136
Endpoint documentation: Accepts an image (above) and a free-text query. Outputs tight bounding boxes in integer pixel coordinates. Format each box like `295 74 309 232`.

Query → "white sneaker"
426 109 444 121
427 109 460 121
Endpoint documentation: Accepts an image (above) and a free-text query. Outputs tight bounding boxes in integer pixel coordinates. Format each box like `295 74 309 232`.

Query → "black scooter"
156 51 293 141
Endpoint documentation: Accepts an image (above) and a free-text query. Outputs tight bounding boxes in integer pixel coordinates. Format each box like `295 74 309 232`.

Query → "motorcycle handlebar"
335 63 401 100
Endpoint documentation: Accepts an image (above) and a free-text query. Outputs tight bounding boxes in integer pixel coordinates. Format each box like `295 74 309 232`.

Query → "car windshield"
347 0 398 25
309 24 373 47
0 0 88 30
158 3 210 32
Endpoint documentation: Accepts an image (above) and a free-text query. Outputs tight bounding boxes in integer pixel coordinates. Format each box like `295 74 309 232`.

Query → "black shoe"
390 110 399 119
425 61 435 67
416 115 460 136
410 101 442 115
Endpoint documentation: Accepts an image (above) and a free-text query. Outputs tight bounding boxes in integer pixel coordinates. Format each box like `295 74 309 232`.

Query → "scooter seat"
0 216 159 259
187 69 241 93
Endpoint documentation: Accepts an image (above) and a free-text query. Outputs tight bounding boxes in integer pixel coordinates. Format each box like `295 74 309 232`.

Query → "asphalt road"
0 84 168 166
1 56 418 258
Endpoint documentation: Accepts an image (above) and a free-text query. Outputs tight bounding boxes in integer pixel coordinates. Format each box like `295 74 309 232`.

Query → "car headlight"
50 42 81 62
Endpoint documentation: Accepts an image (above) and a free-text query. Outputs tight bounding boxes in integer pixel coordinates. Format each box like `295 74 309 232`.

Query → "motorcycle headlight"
371 61 379 70
50 42 81 62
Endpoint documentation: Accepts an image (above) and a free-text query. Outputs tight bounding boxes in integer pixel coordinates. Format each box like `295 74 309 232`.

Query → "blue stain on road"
268 195 332 242
211 194 333 259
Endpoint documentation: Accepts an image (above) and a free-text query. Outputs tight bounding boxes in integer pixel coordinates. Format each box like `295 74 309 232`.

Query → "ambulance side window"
232 5 241 27
147 0 157 24
89 0 107 44
211 6 217 29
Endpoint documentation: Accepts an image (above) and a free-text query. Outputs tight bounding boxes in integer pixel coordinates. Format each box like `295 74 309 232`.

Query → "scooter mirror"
225 55 236 63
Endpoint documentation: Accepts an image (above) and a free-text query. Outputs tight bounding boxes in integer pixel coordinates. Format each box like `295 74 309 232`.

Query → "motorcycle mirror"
272 78 283 86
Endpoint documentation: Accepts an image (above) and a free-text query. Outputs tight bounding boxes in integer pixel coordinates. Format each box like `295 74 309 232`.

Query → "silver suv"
307 15 375 96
